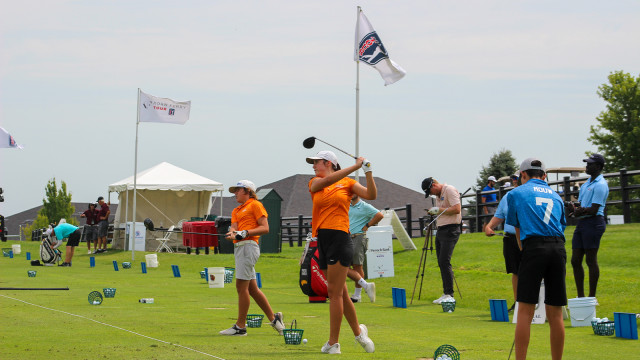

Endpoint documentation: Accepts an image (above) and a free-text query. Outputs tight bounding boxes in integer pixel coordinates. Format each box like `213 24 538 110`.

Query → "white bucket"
568 297 597 327
207 267 225 288
145 254 158 268
12 244 21 254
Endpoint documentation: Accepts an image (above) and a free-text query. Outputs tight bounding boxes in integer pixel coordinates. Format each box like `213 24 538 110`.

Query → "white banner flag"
355 10 406 86
0 127 23 149
138 90 191 125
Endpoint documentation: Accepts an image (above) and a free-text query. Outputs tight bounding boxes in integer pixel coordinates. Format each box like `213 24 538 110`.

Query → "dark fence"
463 168 640 232
278 169 639 244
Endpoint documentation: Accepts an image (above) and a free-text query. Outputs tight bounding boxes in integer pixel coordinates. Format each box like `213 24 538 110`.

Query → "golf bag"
40 236 61 265
299 237 328 298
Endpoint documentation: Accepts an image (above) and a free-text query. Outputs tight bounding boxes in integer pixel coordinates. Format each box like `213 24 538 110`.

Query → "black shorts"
317 229 353 269
572 216 606 250
503 233 522 274
67 229 82 247
517 236 567 306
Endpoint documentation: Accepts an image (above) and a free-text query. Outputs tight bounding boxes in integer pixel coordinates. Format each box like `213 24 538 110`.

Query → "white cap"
228 180 256 193
487 176 497 182
306 150 339 167
503 182 512 187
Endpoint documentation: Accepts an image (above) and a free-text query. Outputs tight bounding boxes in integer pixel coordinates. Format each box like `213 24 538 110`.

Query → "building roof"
214 174 433 220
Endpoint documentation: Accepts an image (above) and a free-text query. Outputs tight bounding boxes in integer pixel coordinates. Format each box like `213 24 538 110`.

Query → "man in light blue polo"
485 171 521 312
569 153 609 299
347 194 383 303
506 158 566 360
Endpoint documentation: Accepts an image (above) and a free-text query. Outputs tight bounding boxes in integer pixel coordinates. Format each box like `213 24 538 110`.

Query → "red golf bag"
299 239 328 302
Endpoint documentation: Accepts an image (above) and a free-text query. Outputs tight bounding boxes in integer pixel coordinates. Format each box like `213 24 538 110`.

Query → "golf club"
303 136 370 166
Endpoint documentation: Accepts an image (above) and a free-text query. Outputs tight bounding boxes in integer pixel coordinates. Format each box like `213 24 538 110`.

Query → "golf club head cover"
428 207 440 215
361 159 372 173
235 230 249 240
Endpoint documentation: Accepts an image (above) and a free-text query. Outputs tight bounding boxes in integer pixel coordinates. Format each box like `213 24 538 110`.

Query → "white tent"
108 162 224 250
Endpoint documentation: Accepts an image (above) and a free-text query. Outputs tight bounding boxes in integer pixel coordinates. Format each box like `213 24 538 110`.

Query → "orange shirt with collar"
231 198 268 244
309 177 357 237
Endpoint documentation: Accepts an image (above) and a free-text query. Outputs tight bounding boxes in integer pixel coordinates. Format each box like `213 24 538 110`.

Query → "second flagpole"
355 6 361 182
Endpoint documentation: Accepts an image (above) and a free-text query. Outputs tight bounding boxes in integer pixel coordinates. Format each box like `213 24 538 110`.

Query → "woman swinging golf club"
306 150 376 354
219 180 285 336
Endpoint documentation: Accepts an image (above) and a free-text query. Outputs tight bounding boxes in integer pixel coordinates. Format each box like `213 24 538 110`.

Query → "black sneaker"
219 324 247 336
58 262 71 267
350 297 360 303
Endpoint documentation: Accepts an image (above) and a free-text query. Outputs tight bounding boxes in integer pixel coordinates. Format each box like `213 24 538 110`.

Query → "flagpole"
132 88 141 261
355 6 361 182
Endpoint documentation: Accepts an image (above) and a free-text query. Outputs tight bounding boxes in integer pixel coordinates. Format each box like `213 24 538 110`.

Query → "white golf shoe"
355 324 375 353
433 294 447 304
270 312 284 335
321 341 341 354
364 282 376 303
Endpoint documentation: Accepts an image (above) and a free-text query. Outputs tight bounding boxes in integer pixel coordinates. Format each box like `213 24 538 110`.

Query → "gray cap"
519 157 546 172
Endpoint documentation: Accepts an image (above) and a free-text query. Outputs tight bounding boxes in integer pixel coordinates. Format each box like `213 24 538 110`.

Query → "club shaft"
314 138 371 166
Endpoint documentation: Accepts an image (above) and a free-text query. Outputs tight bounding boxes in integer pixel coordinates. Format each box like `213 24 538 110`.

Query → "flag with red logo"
355 9 406 86
0 127 22 149
139 90 191 125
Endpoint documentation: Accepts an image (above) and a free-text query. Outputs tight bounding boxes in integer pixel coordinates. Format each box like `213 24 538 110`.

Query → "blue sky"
1 1 639 216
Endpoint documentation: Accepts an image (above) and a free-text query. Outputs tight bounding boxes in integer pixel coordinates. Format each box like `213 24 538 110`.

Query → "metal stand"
411 215 435 304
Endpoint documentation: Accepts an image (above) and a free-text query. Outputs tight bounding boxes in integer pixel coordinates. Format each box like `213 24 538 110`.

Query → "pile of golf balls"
436 355 452 360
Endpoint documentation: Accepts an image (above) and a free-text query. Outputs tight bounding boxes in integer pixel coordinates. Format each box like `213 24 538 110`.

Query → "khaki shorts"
351 233 368 266
234 241 260 280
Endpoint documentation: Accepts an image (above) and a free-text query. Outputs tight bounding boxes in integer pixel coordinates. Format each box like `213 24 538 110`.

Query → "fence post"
563 176 572 201
418 217 425 237
475 191 482 233
405 204 412 238
297 215 304 247
286 223 293 247
620 169 630 224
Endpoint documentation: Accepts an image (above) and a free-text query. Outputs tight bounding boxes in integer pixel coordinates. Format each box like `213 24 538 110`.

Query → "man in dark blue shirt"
506 158 566 360
482 176 497 231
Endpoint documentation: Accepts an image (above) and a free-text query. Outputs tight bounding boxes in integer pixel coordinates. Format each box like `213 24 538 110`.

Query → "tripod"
411 215 436 304
410 208 465 304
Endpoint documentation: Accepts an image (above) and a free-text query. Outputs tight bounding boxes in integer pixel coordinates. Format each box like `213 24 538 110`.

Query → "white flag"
138 90 191 125
355 9 406 86
0 127 22 149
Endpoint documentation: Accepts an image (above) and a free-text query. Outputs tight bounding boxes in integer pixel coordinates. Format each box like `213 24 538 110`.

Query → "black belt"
437 224 460 230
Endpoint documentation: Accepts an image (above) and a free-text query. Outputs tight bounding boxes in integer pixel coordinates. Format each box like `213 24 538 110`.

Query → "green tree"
473 149 518 191
40 178 76 224
589 71 640 172
21 178 77 239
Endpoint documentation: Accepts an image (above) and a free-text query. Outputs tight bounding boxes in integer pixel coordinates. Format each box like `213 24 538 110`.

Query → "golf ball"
302 338 307 344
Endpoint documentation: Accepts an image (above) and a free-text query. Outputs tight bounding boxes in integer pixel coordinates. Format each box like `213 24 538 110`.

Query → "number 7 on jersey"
535 197 553 224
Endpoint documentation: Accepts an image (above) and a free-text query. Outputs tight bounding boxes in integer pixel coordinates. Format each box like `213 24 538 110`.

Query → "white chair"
155 225 175 253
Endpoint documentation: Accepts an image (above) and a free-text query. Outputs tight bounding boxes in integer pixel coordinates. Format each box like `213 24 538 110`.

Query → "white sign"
207 267 225 288
126 222 146 251
513 281 546 324
364 225 394 278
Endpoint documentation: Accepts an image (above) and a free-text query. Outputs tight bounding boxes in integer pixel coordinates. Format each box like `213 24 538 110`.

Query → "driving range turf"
1 224 639 359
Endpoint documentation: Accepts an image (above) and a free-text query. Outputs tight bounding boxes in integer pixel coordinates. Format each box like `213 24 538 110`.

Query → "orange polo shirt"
309 177 357 237
231 198 268 244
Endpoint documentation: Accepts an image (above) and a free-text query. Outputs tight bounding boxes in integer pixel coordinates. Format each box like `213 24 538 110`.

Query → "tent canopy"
108 162 224 192
107 162 224 250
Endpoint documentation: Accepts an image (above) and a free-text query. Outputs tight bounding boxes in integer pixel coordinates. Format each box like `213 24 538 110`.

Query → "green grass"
1 225 639 359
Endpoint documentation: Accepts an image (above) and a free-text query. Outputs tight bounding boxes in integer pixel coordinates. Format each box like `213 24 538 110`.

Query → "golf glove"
235 230 249 240
428 207 440 215
361 159 372 173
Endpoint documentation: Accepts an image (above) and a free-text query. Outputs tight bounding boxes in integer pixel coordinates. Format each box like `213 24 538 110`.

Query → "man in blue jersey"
485 171 521 312
482 176 498 232
568 154 609 299
506 158 566 360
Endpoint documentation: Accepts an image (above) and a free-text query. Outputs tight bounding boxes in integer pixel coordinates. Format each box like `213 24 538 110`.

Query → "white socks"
358 278 368 287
